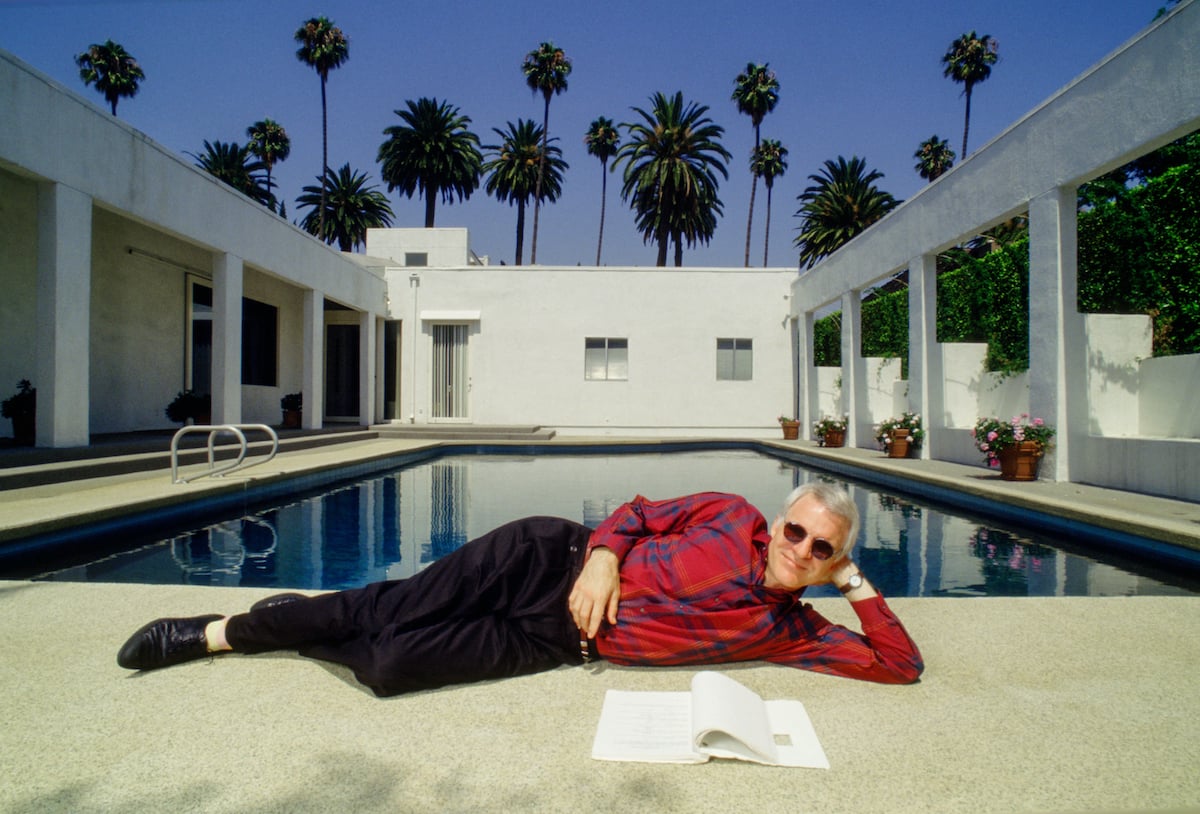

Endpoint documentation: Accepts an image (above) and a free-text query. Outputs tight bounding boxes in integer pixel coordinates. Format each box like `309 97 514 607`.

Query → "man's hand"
569 547 621 638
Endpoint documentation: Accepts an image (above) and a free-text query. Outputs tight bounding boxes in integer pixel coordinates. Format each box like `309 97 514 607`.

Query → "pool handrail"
170 424 279 484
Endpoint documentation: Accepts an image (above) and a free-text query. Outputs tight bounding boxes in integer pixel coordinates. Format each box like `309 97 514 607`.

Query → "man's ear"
770 516 781 536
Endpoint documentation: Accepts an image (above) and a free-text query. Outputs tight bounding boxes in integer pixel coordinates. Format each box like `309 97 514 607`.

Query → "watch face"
848 573 863 589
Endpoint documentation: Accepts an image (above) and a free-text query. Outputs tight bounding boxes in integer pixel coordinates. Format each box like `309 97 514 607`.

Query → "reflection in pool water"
35 450 1197 597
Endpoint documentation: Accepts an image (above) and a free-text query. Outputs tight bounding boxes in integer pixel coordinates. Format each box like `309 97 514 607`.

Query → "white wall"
1086 314 1151 436
384 264 798 435
1140 354 1200 437
0 170 39 401
366 228 477 268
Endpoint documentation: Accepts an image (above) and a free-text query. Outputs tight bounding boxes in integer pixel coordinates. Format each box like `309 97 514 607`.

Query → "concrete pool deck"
1 434 1199 813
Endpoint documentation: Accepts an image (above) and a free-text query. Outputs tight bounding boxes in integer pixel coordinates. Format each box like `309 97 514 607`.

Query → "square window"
716 338 752 381
585 337 628 381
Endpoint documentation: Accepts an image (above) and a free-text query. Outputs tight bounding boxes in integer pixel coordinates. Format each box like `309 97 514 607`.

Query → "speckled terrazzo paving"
1 581 1197 814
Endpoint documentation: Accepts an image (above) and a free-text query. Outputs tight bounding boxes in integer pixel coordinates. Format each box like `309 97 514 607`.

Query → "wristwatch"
838 572 864 594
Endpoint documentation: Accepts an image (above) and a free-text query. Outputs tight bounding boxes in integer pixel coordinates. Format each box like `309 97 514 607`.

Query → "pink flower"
1033 417 1044 426
987 431 998 441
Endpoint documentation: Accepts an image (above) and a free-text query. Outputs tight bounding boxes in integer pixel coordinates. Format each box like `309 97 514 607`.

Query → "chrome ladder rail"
170 424 280 484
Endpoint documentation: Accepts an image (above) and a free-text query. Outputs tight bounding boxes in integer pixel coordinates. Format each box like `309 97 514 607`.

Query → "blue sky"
1 0 1168 267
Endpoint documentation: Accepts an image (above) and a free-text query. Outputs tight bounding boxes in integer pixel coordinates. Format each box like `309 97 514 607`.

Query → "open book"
590 671 829 767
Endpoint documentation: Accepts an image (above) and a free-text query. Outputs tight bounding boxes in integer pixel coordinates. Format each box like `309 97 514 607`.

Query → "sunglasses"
782 522 837 561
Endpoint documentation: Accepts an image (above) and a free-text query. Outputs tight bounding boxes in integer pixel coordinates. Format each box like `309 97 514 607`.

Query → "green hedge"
1078 162 1200 356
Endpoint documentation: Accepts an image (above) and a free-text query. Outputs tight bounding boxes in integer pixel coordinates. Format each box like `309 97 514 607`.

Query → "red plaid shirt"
589 492 923 684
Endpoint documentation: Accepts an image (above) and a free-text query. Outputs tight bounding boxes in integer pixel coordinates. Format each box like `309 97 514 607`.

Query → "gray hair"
781 481 860 559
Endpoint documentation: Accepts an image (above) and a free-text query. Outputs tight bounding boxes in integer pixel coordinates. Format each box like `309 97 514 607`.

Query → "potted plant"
2 379 36 446
777 415 801 440
165 390 212 425
875 412 924 458
280 392 303 429
812 415 848 448
972 414 1056 480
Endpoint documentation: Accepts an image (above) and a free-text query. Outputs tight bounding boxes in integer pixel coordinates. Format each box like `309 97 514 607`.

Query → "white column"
798 311 817 438
36 182 92 447
359 310 376 426
374 316 387 423
211 252 243 425
1028 186 1086 481
841 290 864 447
908 253 942 459
303 289 324 429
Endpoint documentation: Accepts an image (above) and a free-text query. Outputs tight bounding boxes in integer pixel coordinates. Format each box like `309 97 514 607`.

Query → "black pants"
224 516 592 696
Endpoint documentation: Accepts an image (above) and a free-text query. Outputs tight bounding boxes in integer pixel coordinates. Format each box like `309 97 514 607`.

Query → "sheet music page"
590 690 706 763
689 671 778 764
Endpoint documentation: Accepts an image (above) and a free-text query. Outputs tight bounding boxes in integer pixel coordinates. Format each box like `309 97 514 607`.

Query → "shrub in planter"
972 414 1056 480
280 392 303 428
165 390 212 424
777 415 801 440
812 415 848 447
2 379 36 446
875 412 924 457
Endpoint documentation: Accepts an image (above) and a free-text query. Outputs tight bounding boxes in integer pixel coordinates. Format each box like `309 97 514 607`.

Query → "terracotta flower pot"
780 421 800 440
282 409 302 429
998 441 1043 481
822 429 845 448
887 428 911 458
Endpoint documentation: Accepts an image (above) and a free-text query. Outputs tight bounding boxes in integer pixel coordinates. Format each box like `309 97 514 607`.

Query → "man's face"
764 493 850 591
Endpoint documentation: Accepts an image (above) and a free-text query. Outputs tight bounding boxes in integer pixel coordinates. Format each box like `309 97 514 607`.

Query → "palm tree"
246 119 291 212
914 135 955 181
75 40 144 115
377 97 483 227
616 91 731 267
942 31 998 157
189 140 272 207
483 120 567 266
732 62 779 266
793 156 898 269
521 42 572 264
751 139 788 266
294 16 349 236
296 163 393 252
584 116 620 265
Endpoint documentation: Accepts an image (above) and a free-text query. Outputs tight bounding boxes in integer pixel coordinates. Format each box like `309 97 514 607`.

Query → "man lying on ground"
117 482 923 696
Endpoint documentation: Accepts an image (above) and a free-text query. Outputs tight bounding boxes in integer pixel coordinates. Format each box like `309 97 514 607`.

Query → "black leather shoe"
117 614 223 671
250 593 308 612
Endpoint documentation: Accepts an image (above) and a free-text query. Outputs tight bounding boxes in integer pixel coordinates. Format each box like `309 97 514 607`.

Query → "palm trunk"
531 95 550 264
424 185 436 227
596 159 608 266
319 75 328 238
744 126 760 267
962 85 973 157
762 183 773 266
745 174 759 266
673 233 683 267
655 224 669 266
514 200 526 266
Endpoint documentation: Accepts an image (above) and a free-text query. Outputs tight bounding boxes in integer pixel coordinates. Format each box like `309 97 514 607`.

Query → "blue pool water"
29 449 1200 597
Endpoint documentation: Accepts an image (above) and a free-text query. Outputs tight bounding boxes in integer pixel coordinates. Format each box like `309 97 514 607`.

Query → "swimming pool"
27 449 1199 597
